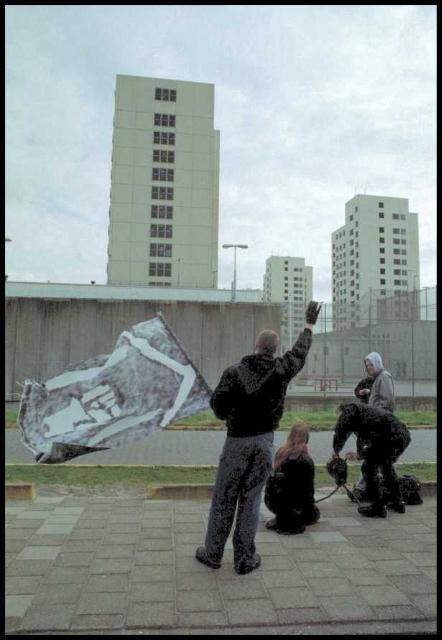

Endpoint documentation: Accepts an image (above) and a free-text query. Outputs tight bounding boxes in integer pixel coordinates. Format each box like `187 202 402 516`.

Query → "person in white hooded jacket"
363 352 395 413
352 352 395 500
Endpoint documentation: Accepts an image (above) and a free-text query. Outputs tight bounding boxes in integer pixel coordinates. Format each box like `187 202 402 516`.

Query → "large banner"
18 313 212 463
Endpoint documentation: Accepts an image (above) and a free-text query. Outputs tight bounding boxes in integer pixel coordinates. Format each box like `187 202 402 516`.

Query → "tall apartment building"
107 75 220 288
263 256 313 351
332 195 420 329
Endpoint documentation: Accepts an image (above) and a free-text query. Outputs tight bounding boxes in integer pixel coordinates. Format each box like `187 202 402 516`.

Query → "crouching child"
264 422 320 534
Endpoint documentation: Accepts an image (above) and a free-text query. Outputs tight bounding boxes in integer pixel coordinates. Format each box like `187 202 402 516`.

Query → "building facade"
107 75 220 288
332 195 420 329
263 256 313 351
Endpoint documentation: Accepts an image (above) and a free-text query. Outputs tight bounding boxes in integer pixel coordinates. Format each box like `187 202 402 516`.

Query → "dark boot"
388 500 406 514
195 546 221 569
358 503 387 518
235 553 261 575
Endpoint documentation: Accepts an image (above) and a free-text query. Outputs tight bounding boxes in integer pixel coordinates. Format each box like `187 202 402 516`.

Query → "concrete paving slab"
5 595 35 617
5 576 43 595
32 583 84 605
128 575 175 602
269 586 320 609
125 602 176 629
70 614 125 631
16 546 61 560
77 592 127 615
19 604 76 631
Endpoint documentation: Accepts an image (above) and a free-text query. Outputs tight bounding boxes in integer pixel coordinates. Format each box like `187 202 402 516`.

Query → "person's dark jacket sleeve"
332 418 352 454
278 328 312 380
210 367 238 420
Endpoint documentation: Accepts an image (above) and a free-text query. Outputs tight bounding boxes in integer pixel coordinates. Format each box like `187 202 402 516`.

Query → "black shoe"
265 518 277 530
276 525 306 535
195 546 221 569
358 504 387 518
388 501 406 514
235 553 261 575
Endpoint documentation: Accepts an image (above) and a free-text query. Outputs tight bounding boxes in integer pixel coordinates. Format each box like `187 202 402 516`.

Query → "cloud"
5 5 436 296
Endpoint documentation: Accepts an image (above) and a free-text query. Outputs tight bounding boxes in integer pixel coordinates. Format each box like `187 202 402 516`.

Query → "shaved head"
255 330 280 356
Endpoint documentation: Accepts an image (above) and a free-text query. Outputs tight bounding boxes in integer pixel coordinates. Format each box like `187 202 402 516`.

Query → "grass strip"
5 462 436 488
5 408 436 430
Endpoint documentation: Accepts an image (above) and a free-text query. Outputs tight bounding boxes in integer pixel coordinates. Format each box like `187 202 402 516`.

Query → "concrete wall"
5 298 281 400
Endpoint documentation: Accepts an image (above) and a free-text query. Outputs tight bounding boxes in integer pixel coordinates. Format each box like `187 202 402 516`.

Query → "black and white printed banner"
18 313 212 463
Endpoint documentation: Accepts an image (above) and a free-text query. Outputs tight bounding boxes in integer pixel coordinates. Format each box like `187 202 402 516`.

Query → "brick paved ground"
5 491 436 634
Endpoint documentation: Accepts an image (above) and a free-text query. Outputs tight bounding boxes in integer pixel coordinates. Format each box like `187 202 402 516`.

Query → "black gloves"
305 301 322 325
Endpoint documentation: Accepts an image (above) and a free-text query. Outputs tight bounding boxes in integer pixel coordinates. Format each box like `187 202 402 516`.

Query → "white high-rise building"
332 195 420 329
107 75 220 288
263 256 313 350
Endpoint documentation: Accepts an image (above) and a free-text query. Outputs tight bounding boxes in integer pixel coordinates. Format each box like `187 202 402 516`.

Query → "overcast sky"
5 5 436 300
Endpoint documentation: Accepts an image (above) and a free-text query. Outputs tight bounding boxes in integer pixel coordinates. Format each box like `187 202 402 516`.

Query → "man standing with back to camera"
195 301 321 574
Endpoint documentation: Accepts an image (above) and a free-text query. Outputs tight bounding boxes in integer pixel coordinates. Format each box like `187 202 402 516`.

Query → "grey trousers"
204 432 274 567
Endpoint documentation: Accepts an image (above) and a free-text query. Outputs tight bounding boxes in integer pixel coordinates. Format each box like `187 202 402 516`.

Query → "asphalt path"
6 428 436 465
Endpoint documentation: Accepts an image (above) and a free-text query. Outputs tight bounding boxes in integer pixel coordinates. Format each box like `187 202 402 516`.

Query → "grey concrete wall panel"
5 299 18 400
13 299 44 396
5 297 281 399
68 300 98 366
39 300 72 382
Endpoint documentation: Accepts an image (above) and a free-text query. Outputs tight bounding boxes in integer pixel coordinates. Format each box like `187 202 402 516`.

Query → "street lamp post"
222 244 248 302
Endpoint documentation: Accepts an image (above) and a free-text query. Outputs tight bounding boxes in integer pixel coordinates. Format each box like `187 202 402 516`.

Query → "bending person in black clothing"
331 402 411 518
264 422 320 535
195 302 321 575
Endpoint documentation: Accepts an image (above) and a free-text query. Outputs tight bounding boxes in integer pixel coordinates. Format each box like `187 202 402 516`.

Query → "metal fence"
288 286 436 397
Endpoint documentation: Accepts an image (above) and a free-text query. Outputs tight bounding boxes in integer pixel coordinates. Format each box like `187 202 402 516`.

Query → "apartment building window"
155 88 177 101
153 150 175 163
379 237 385 243
380 258 385 264
394 259 400 265
402 279 407 286
378 202 384 208
151 186 173 200
401 239 407 245
380 279 386 285
402 270 408 276
393 239 400 245
393 228 401 234
393 248 400 254
153 132 175 145
149 263 172 277
349 229 353 236
394 280 402 286
401 214 406 220
380 290 386 296
379 227 384 233
150 243 172 257
401 249 407 255
150 224 173 238
394 269 401 275
355 221 358 227
380 269 385 274
350 215 353 221
402 259 407 265
152 168 174 182
154 114 176 127
151 205 173 219
379 211 384 218
355 206 358 212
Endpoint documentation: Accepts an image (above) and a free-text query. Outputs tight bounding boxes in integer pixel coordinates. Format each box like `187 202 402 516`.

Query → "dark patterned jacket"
210 329 312 437
332 402 411 462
